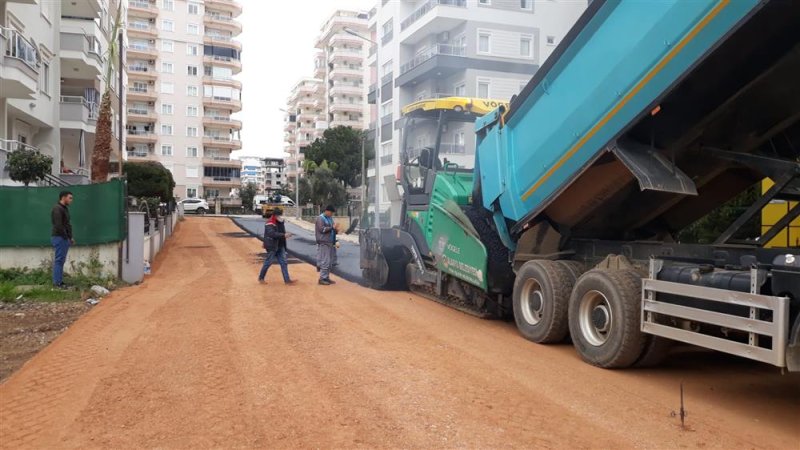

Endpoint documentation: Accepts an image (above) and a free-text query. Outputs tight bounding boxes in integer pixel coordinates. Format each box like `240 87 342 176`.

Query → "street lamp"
344 27 380 228
280 107 301 219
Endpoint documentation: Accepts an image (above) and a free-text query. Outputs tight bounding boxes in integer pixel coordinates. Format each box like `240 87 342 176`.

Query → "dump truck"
361 0 800 370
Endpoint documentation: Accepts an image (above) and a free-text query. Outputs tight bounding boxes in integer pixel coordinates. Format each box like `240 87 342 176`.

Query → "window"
206 188 220 198
161 40 174 52
381 60 392 77
186 44 199 56
477 79 490 98
478 32 491 54
39 61 50 95
187 23 200 35
187 146 199 157
162 0 174 11
454 83 466 97
520 35 532 57
188 2 200 14
161 61 174 73
161 103 173 115
186 126 198 137
161 82 174 94
382 20 392 37
520 0 532 10
187 187 197 198
380 100 392 117
161 19 174 32
546 35 556 46
187 105 198 116
187 65 198 76
187 85 199 96
186 166 198 178
161 124 173 135
161 144 173 156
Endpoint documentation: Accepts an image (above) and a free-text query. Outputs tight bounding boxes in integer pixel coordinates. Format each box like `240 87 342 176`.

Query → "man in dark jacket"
315 205 340 285
258 207 295 284
51 191 74 287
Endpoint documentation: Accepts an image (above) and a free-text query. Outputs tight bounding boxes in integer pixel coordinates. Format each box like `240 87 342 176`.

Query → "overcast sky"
233 0 375 160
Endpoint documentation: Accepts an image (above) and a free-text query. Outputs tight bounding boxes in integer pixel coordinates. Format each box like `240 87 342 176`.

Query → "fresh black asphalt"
232 216 362 283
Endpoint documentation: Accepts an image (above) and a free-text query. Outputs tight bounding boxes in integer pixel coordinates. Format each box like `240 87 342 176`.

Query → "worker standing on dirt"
258 207 295 285
316 205 340 285
51 191 74 288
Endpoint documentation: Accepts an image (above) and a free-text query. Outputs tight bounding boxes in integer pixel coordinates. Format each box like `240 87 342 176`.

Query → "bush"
124 161 175 202
5 148 53 186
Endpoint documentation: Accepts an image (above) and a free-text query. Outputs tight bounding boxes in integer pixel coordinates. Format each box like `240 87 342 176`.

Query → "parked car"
277 195 295 207
180 198 209 215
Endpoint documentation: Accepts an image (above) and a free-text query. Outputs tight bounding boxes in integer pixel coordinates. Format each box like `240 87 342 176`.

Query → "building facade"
239 155 284 194
365 0 586 216
283 77 325 183
1 0 124 186
125 0 242 200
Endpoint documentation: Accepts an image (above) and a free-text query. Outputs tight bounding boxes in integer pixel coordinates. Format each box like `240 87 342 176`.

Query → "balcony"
328 47 363 63
127 44 158 58
203 95 242 112
127 106 157 121
297 110 317 122
127 22 158 39
203 115 243 129
330 33 364 47
316 13 368 46
60 30 104 80
330 82 363 96
60 96 98 131
126 149 157 161
330 65 364 80
128 0 158 18
203 176 241 187
203 156 241 168
202 75 242 89
297 97 316 108
396 44 466 87
203 34 242 51
203 54 242 74
284 121 297 132
128 63 158 80
399 0 467 44
127 86 158 101
204 0 243 17
330 102 363 113
127 130 158 143
204 13 243 35
203 136 242 149
0 29 39 98
330 119 363 129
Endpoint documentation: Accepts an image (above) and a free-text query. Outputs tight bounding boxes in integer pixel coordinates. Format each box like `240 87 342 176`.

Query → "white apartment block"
240 155 284 195
283 10 370 185
125 0 242 200
1 0 125 186
283 77 325 181
365 0 586 214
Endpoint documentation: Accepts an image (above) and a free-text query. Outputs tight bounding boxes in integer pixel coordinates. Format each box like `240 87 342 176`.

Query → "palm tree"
90 2 123 183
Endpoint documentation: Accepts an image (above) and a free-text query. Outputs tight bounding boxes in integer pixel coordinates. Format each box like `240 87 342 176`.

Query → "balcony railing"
0 139 38 153
381 71 393 85
400 0 467 31
129 22 153 32
61 95 99 120
4 29 39 69
129 0 155 9
127 130 156 136
127 149 151 158
440 143 466 154
400 44 465 75
206 54 241 64
128 107 154 116
205 13 234 22
129 44 157 52
129 64 156 73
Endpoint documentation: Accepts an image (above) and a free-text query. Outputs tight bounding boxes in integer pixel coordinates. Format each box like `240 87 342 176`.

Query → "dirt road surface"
1 217 798 449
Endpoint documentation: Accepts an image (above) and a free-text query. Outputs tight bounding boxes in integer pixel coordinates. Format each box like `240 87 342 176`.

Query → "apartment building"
283 10 370 188
125 0 242 199
283 77 325 182
240 155 284 195
1 0 124 186
365 0 586 216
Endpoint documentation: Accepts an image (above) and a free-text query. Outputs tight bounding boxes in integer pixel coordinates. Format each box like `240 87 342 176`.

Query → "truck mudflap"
642 258 793 369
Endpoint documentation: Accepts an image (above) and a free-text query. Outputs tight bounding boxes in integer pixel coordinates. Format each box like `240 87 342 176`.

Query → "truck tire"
512 260 573 344
464 206 513 294
556 260 585 281
568 269 646 368
614 270 673 368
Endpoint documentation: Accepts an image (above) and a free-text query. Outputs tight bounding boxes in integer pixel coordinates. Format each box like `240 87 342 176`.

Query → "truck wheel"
614 270 673 368
556 260 585 281
512 260 573 344
568 269 646 368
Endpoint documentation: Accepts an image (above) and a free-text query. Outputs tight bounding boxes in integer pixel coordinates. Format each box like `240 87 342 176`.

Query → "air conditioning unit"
438 31 450 43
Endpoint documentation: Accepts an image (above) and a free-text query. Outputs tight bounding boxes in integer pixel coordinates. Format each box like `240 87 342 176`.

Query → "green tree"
677 185 760 244
298 162 347 208
5 148 53 186
123 161 175 202
304 126 370 187
90 1 123 183
240 182 258 210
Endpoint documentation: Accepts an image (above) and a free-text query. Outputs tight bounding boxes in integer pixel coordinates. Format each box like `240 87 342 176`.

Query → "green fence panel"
0 180 126 247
